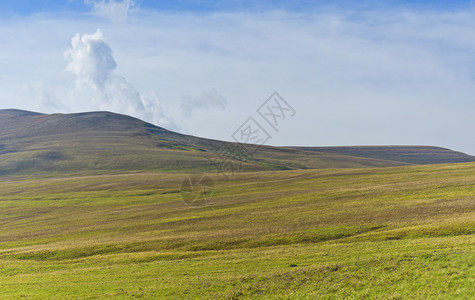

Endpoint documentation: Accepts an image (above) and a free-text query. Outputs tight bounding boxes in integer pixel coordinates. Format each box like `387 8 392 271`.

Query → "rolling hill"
291 145 475 164
1 109 474 176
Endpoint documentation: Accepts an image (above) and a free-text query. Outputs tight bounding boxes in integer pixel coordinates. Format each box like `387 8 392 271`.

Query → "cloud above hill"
64 29 176 129
65 29 116 89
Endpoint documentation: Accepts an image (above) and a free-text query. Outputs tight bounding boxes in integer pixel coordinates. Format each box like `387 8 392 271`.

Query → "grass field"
0 163 474 298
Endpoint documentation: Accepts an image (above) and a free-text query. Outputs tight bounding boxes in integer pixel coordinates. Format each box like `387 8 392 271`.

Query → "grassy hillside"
0 163 473 298
0 109 410 176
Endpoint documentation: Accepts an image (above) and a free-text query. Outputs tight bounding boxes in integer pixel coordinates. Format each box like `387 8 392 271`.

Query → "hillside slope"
1 109 473 176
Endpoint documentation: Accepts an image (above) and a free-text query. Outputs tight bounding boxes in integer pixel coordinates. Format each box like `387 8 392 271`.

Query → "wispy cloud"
85 0 137 22
181 89 227 117
25 82 65 112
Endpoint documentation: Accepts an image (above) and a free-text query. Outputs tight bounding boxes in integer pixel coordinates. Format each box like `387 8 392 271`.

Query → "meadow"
0 163 473 299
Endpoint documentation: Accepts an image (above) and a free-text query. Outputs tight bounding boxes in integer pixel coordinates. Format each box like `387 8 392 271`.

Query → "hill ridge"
291 145 475 164
0 109 473 176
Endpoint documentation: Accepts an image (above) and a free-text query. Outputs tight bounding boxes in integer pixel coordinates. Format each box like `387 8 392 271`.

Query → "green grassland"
0 163 473 298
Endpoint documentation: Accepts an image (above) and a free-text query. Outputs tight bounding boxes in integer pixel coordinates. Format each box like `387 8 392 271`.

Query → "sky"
1 1 475 155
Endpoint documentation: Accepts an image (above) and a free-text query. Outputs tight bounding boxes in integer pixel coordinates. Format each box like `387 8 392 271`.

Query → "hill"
292 145 475 164
0 109 402 176
0 109 473 176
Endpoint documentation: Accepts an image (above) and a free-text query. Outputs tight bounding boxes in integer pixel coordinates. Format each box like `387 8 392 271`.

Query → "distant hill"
0 109 472 176
291 146 475 165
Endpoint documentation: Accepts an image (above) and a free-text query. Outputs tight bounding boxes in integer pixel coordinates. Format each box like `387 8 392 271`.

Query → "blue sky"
1 0 475 154
0 0 473 14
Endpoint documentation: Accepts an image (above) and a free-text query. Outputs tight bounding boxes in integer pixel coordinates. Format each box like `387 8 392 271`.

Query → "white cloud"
65 29 116 89
26 82 65 113
64 29 176 128
85 0 137 22
181 89 228 117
